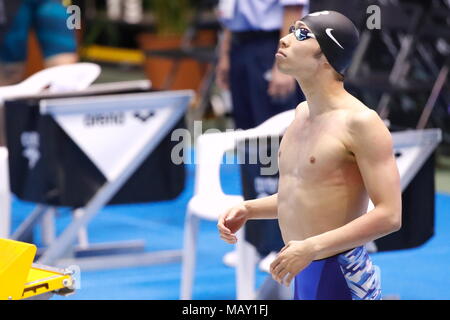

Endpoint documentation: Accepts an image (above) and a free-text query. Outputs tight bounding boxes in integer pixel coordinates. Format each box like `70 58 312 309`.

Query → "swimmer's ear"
314 49 331 68
321 58 332 68
322 61 335 72
322 62 344 81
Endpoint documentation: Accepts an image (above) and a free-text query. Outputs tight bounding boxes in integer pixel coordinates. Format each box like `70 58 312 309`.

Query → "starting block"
0 239 76 300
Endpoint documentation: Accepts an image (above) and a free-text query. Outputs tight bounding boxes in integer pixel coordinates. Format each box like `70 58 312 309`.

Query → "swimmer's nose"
279 35 289 49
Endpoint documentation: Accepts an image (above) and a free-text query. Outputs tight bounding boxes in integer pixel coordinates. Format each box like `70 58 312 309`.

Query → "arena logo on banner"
84 112 125 127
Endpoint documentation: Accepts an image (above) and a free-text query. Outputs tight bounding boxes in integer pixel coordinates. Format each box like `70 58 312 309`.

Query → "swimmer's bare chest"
277 107 368 242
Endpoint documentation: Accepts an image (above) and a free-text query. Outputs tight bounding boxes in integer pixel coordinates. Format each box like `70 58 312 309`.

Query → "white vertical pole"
41 207 56 246
236 226 256 300
74 209 89 250
180 212 199 300
0 147 10 238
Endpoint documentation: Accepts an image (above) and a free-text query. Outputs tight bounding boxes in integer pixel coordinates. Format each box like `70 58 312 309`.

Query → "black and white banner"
6 89 192 207
42 91 191 181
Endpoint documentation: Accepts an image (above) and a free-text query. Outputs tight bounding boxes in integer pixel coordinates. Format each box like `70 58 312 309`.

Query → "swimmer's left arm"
270 109 402 286
308 109 402 256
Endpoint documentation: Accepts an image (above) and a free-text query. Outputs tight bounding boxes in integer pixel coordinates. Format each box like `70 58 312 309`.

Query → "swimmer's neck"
296 73 349 119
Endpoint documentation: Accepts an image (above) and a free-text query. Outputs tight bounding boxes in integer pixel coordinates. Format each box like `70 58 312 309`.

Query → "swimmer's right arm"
244 194 279 219
218 194 278 244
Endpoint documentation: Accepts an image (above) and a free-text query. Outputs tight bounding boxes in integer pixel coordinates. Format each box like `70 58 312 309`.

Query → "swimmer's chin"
275 56 299 77
276 62 293 76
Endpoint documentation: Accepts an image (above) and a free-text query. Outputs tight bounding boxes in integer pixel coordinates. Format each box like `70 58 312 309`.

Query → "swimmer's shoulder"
295 101 309 119
345 98 383 127
344 98 391 142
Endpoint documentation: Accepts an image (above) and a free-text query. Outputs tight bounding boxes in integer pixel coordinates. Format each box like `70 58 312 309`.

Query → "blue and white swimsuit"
294 246 382 300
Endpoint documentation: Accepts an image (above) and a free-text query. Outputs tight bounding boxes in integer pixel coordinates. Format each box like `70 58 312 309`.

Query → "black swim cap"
301 11 359 75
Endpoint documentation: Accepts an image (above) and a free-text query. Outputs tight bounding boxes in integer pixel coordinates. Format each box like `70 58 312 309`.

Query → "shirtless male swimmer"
217 11 402 300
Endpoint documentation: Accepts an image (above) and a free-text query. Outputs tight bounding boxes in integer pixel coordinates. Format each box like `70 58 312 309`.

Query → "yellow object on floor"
0 239 76 300
80 45 145 65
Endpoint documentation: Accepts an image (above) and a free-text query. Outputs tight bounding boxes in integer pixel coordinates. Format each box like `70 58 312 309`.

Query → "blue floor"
11 160 450 300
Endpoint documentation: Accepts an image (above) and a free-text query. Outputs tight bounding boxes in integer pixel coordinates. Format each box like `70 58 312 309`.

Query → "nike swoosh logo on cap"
325 28 344 49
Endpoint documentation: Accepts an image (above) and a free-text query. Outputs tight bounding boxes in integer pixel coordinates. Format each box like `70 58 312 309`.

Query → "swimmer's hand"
217 203 250 244
270 240 316 287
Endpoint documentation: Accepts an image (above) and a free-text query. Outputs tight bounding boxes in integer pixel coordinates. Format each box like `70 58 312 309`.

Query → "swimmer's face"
276 21 325 77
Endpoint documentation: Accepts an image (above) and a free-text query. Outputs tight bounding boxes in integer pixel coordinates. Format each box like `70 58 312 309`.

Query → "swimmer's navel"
310 156 316 164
